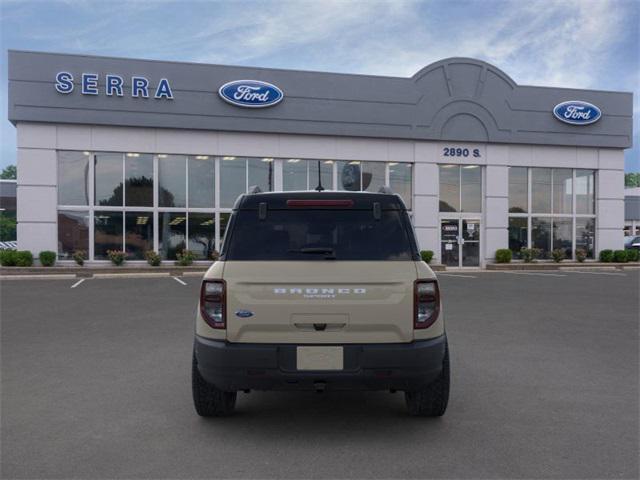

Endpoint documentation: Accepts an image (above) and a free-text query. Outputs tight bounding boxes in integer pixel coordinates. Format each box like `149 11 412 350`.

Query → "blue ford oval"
219 80 284 108
235 310 254 318
553 100 601 125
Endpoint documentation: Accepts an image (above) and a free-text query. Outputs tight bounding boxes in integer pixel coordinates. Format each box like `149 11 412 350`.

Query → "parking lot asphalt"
1 270 638 479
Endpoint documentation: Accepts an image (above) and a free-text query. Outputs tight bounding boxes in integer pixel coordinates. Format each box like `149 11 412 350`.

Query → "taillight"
414 280 440 329
200 280 226 329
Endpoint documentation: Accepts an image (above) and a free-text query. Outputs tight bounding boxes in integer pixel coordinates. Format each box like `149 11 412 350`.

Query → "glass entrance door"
440 219 459 267
461 219 480 267
440 218 481 267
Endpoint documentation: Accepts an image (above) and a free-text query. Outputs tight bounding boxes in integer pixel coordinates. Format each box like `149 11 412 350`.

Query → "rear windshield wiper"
288 247 336 259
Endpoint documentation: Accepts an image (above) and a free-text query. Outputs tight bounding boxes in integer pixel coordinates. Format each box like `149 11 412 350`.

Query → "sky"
0 0 638 172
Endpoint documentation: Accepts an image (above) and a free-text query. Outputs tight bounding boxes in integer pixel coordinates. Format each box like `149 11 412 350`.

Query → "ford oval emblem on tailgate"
235 310 254 318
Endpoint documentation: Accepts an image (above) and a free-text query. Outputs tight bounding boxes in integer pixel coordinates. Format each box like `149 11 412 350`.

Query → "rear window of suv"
223 209 417 261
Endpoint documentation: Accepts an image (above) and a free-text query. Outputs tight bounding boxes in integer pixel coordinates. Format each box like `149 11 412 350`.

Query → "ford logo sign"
219 80 283 108
553 100 601 125
235 310 254 318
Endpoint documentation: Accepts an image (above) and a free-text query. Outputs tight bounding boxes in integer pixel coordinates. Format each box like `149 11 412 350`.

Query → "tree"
625 173 640 188
1 165 16 179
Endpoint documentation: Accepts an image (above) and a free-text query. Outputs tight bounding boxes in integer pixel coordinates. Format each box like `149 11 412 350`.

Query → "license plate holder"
296 346 344 371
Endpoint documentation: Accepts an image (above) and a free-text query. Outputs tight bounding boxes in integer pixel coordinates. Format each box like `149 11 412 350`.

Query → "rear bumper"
194 334 447 392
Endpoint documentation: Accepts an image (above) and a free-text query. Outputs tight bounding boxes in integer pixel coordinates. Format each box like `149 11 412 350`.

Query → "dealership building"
7 50 633 267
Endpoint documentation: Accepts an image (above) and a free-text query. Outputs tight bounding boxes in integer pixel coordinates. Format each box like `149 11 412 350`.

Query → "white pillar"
484 165 509 263
596 149 625 253
16 123 58 256
413 142 440 261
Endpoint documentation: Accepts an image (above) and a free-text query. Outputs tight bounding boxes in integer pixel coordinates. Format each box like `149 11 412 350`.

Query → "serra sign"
55 72 174 99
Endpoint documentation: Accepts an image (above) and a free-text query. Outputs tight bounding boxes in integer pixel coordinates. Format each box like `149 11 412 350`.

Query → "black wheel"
192 352 237 417
405 342 450 417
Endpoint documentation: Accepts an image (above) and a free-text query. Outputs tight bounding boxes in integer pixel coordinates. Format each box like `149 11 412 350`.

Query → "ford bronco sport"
192 189 449 416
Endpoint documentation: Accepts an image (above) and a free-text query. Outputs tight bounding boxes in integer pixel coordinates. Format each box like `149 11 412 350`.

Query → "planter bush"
175 249 196 266
613 250 628 263
626 249 639 262
73 250 87 266
144 250 161 266
551 249 565 263
520 247 538 263
599 249 614 262
15 250 34 267
420 250 434 264
575 249 587 263
495 249 512 263
107 250 127 266
39 250 57 267
0 249 18 266
210 250 220 261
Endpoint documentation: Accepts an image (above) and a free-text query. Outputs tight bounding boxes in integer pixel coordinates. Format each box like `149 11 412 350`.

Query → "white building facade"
8 51 633 267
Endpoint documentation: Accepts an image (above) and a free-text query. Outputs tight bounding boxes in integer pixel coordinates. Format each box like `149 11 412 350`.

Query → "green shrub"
420 250 434 264
551 249 565 263
495 249 512 263
107 250 127 266
613 250 628 263
175 249 196 266
626 249 639 262
575 249 587 263
39 250 56 267
0 249 18 266
72 250 87 266
15 250 34 267
599 249 614 262
144 250 161 266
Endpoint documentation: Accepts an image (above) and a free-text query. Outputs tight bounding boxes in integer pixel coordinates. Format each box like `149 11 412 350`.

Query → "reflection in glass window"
95 153 123 206
159 212 186 260
125 153 153 207
389 163 412 209
531 217 551 259
461 165 481 212
248 158 274 193
508 217 527 258
125 212 153 260
552 169 572 214
188 213 215 259
58 210 89 259
552 217 572 258
576 218 595 258
94 211 123 259
58 151 90 205
531 168 552 213
439 165 459 212
309 160 333 191
283 159 307 191
576 170 595 214
158 155 186 207
189 156 215 208
220 212 231 252
338 161 361 191
508 167 528 213
361 162 386 192
220 157 246 208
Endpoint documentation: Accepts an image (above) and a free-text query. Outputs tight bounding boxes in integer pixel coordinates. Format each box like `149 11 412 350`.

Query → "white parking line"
172 276 187 286
70 278 86 288
568 270 626 276
499 271 567 277
438 273 477 278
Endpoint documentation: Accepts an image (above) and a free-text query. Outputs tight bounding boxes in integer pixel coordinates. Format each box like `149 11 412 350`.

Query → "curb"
486 262 638 271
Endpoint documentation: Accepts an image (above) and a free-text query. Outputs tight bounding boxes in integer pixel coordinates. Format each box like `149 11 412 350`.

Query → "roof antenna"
314 160 325 192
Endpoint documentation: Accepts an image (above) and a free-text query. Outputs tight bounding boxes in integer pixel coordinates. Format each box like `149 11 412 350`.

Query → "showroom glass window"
507 168 596 260
439 165 482 213
335 161 412 209
389 163 412 210
58 151 90 206
283 159 333 191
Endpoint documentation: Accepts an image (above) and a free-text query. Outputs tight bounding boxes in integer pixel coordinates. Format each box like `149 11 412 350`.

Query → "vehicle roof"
233 190 408 210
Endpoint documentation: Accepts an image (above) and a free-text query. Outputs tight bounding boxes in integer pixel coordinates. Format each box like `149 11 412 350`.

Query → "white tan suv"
192 190 449 416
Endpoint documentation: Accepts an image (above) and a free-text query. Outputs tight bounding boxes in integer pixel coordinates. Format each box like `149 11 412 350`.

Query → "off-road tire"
405 342 450 417
192 353 237 417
